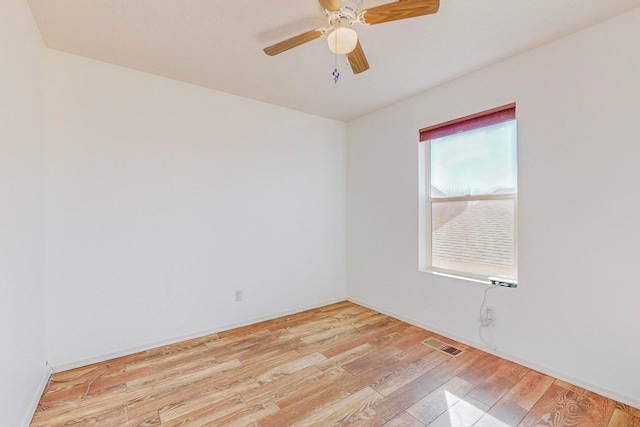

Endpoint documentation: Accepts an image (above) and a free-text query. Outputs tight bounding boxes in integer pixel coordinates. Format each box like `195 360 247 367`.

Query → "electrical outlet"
484 306 496 326
235 290 243 302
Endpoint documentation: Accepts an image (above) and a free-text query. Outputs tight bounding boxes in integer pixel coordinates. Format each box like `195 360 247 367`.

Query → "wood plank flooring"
30 301 639 426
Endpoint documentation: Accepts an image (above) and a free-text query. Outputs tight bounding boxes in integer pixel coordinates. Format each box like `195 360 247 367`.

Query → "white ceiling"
27 0 640 122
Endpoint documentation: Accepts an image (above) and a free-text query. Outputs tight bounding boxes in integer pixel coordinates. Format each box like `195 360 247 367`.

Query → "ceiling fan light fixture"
327 27 358 54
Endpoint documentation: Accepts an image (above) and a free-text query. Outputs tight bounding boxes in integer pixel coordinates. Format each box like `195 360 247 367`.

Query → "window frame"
418 103 518 283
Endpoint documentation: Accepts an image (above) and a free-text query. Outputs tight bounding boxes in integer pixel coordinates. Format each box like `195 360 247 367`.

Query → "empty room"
2 0 640 426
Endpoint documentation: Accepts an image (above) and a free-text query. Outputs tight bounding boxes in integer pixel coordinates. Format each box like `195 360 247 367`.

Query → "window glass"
431 121 517 198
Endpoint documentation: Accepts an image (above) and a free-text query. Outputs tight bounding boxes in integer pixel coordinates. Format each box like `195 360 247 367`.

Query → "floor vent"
423 337 464 357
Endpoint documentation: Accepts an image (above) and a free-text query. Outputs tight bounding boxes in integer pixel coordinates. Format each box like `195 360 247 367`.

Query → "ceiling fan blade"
362 0 439 25
348 40 369 74
263 29 324 56
318 0 341 12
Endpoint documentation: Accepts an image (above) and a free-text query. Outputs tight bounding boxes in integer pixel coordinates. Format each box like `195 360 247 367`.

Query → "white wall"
347 7 640 407
44 52 347 367
0 1 48 425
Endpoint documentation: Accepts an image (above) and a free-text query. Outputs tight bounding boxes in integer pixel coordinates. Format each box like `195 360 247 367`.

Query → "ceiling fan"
263 0 440 75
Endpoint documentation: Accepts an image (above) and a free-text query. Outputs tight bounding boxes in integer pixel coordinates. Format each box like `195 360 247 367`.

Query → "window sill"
421 267 518 288
422 268 491 284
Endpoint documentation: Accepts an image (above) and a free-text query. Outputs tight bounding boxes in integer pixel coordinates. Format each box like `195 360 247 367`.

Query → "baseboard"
51 297 347 373
23 363 53 427
347 296 640 410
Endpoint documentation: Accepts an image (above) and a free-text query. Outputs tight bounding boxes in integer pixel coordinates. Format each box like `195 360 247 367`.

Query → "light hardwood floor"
31 301 640 426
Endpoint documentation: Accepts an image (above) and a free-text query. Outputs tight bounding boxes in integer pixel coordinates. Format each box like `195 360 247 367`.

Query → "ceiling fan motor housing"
327 0 362 27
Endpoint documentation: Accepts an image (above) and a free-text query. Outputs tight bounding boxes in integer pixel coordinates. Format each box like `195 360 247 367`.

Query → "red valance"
420 103 516 142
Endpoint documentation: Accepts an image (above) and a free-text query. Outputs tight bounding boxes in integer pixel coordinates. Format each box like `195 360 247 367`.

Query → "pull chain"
333 28 340 84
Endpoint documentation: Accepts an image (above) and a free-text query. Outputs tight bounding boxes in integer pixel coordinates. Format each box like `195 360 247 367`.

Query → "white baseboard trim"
51 297 347 373
23 363 53 427
347 296 640 410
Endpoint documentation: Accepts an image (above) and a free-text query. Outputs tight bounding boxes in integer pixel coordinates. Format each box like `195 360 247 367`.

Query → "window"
419 104 517 282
